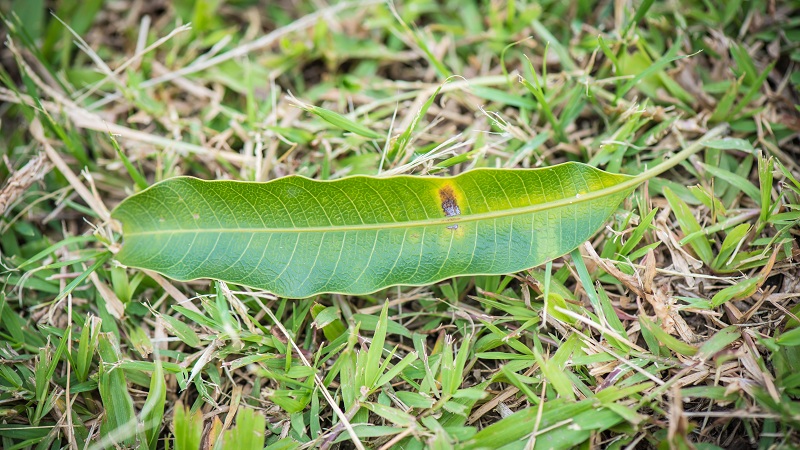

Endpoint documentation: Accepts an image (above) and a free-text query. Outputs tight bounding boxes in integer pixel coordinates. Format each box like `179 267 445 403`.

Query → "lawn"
1 0 799 448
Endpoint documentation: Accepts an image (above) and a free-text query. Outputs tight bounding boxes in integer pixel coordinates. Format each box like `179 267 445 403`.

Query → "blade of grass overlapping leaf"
597 35 619 72
710 277 761 308
618 208 657 258
310 303 347 342
375 351 418 388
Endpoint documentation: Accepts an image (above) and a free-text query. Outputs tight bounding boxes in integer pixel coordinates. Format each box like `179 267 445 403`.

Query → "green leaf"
730 43 759 86
112 165 633 297
731 62 776 118
757 156 775 227
112 127 727 298
353 313 411 338
11 0 45 39
617 208 657 257
330 425 404 443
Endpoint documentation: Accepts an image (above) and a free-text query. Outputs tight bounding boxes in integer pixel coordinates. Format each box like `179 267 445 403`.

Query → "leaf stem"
628 123 729 187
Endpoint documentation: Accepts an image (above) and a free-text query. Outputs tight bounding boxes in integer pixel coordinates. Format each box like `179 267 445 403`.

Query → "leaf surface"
113 164 634 297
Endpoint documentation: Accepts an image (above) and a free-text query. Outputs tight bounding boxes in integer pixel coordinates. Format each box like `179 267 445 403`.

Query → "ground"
1 0 800 449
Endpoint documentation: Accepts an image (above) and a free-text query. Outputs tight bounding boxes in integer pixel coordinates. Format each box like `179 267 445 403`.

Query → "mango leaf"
112 164 632 297
113 124 728 298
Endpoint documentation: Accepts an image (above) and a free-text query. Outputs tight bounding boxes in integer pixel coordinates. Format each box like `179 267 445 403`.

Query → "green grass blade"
143 360 167 450
173 402 203 450
97 333 138 446
663 187 713 264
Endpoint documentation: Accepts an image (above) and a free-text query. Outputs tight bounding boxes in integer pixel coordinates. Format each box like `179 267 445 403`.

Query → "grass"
0 0 799 448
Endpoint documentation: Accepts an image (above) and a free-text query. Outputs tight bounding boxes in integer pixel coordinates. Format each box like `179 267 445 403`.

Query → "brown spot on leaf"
439 185 461 229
